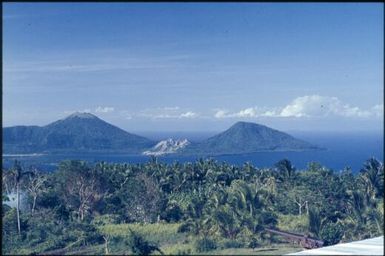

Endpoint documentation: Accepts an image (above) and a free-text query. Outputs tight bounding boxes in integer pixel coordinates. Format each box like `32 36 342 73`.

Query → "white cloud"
214 95 382 119
280 95 372 118
237 108 257 118
180 111 198 118
214 107 280 119
262 110 279 117
214 110 230 119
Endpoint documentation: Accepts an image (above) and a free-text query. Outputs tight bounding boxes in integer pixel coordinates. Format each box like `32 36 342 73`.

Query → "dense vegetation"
2 157 384 255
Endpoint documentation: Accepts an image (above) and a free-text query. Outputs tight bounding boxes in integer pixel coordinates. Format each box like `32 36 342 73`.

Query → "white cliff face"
143 138 190 156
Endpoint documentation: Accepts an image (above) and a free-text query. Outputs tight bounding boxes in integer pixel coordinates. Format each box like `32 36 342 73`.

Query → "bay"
2 131 383 173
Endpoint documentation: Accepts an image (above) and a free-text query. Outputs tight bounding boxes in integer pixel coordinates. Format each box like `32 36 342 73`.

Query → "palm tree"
229 180 254 216
211 205 240 239
359 158 384 202
275 159 296 185
242 162 255 181
308 208 323 238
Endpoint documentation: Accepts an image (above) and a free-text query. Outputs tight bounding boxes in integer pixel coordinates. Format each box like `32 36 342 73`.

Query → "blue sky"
3 3 384 132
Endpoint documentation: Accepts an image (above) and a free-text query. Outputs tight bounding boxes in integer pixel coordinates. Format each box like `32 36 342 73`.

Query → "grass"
99 222 185 245
277 214 309 233
61 222 304 255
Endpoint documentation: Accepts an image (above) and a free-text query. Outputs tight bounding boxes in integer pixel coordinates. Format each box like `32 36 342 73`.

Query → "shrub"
161 202 183 223
194 237 217 252
320 222 343 246
127 228 163 255
248 237 259 249
222 239 243 249
177 222 192 233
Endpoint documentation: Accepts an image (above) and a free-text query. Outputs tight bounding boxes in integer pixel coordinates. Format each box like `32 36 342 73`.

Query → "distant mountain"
181 121 320 155
3 112 155 154
143 138 190 156
3 116 320 156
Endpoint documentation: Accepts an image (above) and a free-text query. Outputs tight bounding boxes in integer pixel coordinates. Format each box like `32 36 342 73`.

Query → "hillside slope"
181 121 320 155
3 112 155 154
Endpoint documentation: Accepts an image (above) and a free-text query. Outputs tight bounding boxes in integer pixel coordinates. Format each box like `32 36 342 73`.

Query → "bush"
128 229 163 255
222 239 243 249
194 237 217 252
320 222 343 246
259 211 278 227
248 237 259 249
161 202 183 222
177 222 192 233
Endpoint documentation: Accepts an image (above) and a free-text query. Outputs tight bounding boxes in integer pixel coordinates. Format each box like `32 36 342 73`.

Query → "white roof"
287 236 384 255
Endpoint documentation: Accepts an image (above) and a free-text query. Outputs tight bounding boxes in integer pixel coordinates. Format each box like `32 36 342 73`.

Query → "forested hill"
182 121 320 155
3 112 155 154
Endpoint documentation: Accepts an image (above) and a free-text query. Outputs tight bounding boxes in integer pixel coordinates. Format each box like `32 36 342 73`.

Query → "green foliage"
308 208 322 238
2 208 21 254
91 214 120 226
320 222 343 246
160 200 183 222
99 223 184 246
277 214 308 233
221 239 244 249
194 237 217 252
248 237 260 249
127 228 163 255
2 157 383 254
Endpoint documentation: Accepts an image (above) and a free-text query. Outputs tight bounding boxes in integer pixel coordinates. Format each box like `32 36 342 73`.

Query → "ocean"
2 131 383 173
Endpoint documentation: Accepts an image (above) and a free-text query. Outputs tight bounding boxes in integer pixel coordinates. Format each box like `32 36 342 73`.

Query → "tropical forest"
2 157 384 255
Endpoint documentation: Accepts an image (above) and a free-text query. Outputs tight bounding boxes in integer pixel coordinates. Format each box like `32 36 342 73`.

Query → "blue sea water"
2 131 383 173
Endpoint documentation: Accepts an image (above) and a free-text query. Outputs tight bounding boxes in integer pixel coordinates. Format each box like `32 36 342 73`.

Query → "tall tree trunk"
295 201 302 215
103 235 109 255
16 183 21 235
305 201 309 215
32 195 37 215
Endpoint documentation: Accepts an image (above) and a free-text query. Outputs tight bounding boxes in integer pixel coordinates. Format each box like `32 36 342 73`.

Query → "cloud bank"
214 95 383 119
63 96 382 122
